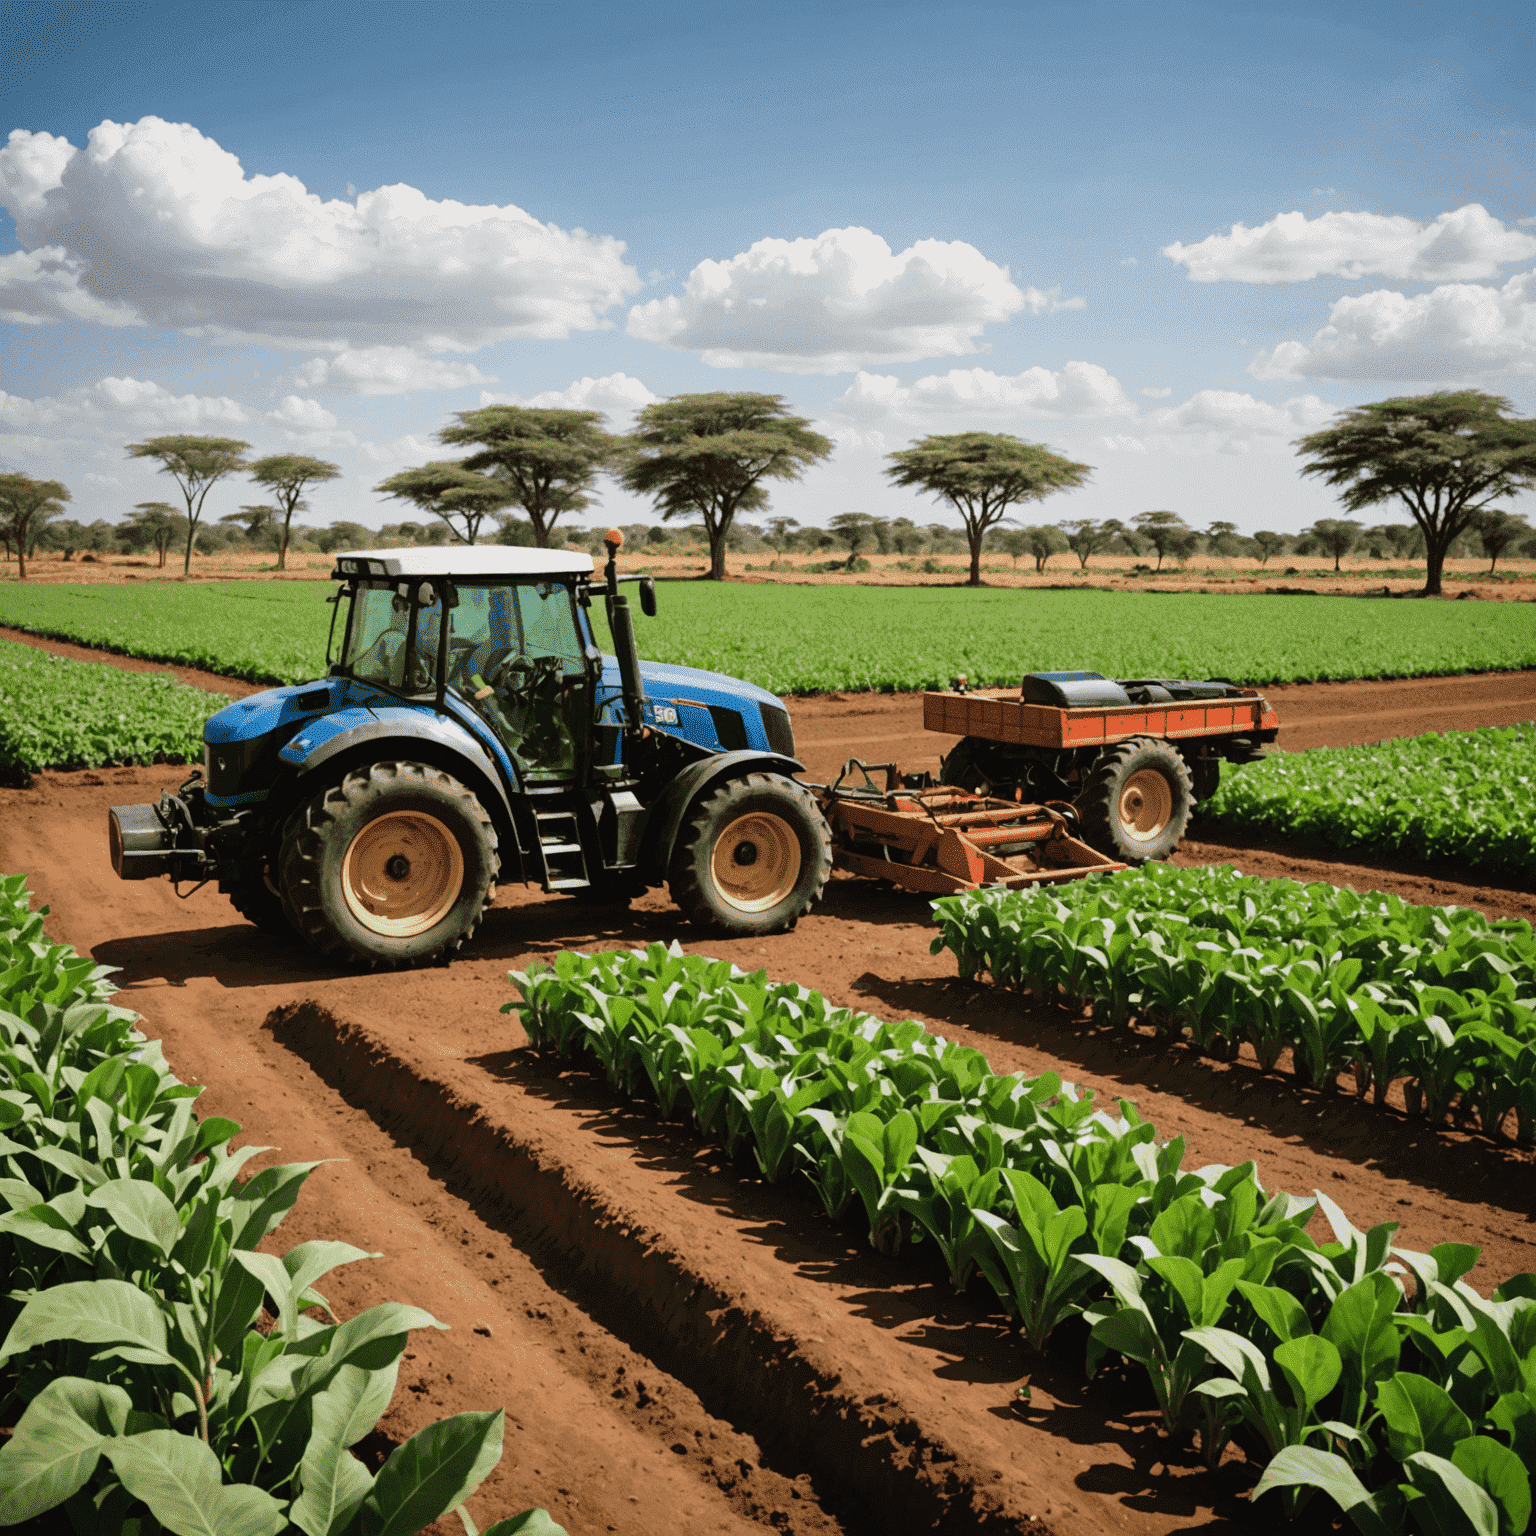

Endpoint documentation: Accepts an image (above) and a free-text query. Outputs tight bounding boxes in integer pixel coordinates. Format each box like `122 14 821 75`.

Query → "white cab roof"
334 546 596 579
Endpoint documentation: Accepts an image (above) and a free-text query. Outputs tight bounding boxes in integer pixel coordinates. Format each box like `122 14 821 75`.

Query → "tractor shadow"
93 923 341 989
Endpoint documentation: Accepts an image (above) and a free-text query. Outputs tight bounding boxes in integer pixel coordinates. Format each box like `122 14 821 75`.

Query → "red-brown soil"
2 659 1534 1533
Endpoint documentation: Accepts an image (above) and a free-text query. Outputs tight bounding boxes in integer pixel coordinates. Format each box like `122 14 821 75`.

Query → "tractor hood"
600 657 794 757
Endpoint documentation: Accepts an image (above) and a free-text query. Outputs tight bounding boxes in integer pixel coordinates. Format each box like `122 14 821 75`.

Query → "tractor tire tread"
670 771 831 935
277 760 496 969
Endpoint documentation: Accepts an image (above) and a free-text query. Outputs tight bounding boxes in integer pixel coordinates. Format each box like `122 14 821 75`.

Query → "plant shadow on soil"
465 1045 1278 1530
850 971 1536 1231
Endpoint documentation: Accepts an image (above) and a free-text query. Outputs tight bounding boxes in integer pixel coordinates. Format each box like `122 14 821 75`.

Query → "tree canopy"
438 406 616 549
1301 517 1361 571
119 503 187 568
125 435 250 576
1295 390 1536 595
249 454 341 570
1470 508 1529 575
1060 517 1125 571
619 393 832 580
884 433 1091 585
1131 510 1189 571
0 474 69 580
373 461 518 546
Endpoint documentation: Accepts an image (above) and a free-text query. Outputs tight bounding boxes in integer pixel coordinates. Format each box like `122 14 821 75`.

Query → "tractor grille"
759 703 795 758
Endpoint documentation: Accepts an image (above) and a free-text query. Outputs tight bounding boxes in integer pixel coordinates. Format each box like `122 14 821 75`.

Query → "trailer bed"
922 689 1280 750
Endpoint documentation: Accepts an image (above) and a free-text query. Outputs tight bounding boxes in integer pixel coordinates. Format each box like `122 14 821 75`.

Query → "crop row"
931 862 1536 1143
0 639 216 781
1202 723 1536 886
5 580 1536 693
0 872 560 1536
510 944 1536 1532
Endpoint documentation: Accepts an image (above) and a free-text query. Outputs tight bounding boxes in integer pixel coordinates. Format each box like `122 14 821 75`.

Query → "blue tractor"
108 534 831 967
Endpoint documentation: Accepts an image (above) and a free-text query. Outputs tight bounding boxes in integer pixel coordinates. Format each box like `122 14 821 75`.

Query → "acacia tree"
222 504 282 550
1253 530 1286 565
374 462 517 545
620 394 831 580
0 474 69 580
125 436 250 576
248 454 341 570
120 503 186 567
829 512 887 568
884 434 1090 586
765 516 799 554
1302 517 1362 571
1132 510 1189 571
437 407 617 549
1471 508 1529 574
1207 520 1242 557
1060 517 1125 570
1296 391 1536 596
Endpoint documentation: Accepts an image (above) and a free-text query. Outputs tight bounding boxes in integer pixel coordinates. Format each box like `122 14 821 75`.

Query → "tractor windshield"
340 584 441 693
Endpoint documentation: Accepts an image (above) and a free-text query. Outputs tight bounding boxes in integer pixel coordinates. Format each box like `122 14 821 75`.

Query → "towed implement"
818 760 1125 895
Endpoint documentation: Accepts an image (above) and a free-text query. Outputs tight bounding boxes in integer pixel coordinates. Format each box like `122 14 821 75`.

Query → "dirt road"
2 658 1533 1534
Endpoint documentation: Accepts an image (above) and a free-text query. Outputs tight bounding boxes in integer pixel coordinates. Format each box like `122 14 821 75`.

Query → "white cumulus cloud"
295 348 498 396
1163 204 1536 284
826 364 1329 459
476 372 660 416
0 378 356 461
1124 389 1334 455
1249 270 1536 381
627 226 1062 373
0 118 640 352
833 362 1135 421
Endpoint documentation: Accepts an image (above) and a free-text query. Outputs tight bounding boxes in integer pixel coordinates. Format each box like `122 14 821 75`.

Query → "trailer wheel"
277 761 497 968
670 773 831 935
1077 738 1192 864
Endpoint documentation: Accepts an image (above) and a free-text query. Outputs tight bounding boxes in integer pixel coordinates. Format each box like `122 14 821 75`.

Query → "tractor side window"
343 585 439 693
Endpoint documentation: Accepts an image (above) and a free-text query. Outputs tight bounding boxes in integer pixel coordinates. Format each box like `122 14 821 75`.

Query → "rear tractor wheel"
1077 737 1192 864
670 773 832 935
278 761 497 968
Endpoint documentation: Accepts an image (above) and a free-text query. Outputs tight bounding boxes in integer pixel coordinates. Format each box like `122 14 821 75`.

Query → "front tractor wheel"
1077 737 1193 864
278 761 497 968
670 773 831 935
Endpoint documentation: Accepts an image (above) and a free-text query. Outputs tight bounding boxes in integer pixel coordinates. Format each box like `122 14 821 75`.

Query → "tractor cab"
330 547 596 784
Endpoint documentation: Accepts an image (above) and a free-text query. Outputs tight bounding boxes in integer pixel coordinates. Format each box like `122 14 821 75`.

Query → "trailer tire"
670 773 831 935
277 760 497 968
1077 737 1192 864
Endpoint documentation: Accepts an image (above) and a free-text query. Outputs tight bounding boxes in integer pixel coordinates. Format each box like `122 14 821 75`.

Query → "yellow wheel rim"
710 812 801 914
341 810 464 938
1118 769 1174 843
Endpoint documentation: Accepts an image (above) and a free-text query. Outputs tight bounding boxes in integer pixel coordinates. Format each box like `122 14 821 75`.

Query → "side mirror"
639 577 657 617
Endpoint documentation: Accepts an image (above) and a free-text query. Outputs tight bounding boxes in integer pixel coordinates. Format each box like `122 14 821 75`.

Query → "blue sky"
3 0 1532 538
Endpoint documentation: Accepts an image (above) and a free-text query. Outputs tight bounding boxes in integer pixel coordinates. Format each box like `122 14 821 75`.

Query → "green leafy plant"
0 873 560 1536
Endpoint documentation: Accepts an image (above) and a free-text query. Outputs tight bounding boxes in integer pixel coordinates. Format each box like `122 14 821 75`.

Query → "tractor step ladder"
533 807 590 890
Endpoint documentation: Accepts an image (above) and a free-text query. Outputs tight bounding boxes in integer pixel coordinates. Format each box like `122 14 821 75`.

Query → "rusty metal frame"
820 768 1126 895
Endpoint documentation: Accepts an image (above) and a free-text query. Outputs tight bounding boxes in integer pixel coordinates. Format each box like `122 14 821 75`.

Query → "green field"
1203 722 1536 883
1 580 1534 694
0 639 218 779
